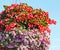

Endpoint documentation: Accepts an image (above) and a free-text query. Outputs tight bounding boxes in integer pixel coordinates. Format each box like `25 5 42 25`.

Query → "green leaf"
32 10 37 14
3 5 8 9
31 18 36 23
41 20 47 26
8 18 14 24
1 11 6 19
5 38 10 42
35 35 38 38
9 34 13 37
24 19 28 25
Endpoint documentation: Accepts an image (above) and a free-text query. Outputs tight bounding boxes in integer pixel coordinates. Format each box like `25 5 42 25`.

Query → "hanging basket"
0 3 56 50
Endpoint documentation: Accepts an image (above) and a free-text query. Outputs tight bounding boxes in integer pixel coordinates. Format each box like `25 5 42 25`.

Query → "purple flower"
29 41 34 46
15 39 21 42
0 29 50 50
20 34 25 40
33 29 38 34
10 40 14 43
23 39 28 45
2 36 5 41
0 32 2 34
42 39 46 44
9 31 16 36
7 45 15 48
39 47 42 50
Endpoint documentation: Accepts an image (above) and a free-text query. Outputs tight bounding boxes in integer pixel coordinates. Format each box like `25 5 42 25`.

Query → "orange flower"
33 20 39 25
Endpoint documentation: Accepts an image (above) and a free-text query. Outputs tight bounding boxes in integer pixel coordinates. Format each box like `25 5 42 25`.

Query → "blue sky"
0 0 60 50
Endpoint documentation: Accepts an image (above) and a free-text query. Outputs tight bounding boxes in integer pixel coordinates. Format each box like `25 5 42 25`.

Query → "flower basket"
0 3 56 50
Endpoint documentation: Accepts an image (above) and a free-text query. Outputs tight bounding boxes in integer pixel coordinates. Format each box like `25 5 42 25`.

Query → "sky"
0 0 60 50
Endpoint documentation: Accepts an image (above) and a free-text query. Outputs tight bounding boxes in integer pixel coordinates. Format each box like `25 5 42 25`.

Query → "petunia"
7 45 15 48
15 39 21 42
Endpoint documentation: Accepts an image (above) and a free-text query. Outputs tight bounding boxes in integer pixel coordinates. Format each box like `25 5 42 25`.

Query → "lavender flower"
15 39 21 42
7 45 15 48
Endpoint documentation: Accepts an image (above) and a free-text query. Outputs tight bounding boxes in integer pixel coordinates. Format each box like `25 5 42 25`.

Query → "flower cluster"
0 3 56 33
0 3 56 50
0 27 50 50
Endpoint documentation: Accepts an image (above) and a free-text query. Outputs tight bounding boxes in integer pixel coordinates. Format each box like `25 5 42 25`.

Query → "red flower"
8 4 18 10
44 12 49 17
6 4 18 12
34 14 39 18
5 18 9 22
11 4 18 7
0 28 2 31
51 19 56 25
26 7 33 12
27 13 34 19
5 23 17 31
0 3 56 32
38 24 51 33
14 16 21 22
21 18 25 23
46 19 56 25
39 15 43 19
38 24 43 29
28 23 33 28
10 23 17 28
21 13 26 17
21 4 26 11
9 6 14 10
7 14 13 18
0 20 3 24
46 28 51 33
5 25 11 31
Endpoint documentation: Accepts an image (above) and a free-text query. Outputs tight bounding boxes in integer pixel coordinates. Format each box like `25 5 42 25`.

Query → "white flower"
6 34 9 38
20 45 28 50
